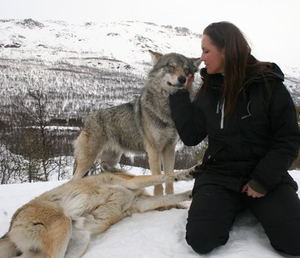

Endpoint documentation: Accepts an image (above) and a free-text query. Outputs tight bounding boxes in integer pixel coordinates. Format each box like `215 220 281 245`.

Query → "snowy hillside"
0 18 299 123
0 18 299 111
0 19 205 121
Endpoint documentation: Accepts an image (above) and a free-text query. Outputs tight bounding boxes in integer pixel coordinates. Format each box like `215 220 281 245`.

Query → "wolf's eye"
168 64 175 71
184 68 190 75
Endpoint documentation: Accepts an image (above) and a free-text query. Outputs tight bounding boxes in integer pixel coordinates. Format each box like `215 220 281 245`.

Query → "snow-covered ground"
0 167 299 258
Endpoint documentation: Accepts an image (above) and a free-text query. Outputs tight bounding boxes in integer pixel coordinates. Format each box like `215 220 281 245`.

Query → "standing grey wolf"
0 167 197 258
73 50 201 195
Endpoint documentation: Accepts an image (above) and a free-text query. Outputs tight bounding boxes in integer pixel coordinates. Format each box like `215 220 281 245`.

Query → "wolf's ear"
149 50 162 66
191 58 202 68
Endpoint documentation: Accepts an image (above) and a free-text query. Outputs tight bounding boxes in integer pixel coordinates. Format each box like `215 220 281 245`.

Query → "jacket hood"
243 62 284 87
268 63 284 80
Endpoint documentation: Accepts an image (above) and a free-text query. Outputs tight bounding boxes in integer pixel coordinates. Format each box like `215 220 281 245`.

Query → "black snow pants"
186 182 300 256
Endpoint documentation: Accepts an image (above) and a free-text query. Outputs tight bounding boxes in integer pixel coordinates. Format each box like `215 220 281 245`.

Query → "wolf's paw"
173 203 188 209
156 203 188 211
183 190 193 199
174 168 196 181
188 164 203 177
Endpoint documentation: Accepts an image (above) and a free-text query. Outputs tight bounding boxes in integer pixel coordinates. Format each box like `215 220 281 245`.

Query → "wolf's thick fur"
0 167 196 258
73 51 201 195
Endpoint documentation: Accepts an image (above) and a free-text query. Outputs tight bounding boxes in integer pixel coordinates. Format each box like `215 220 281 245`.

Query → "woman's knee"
186 221 229 254
271 238 300 256
266 221 300 256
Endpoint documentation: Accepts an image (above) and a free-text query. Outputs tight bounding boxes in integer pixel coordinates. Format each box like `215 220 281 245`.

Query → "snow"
0 167 299 258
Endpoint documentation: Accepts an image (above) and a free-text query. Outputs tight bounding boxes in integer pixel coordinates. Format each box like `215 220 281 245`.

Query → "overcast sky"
1 0 300 68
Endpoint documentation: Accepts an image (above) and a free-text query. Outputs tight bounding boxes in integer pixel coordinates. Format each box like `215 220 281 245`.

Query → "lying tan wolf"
0 167 196 258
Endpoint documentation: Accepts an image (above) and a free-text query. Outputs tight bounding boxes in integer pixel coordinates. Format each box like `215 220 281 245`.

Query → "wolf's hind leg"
73 154 98 180
73 130 100 179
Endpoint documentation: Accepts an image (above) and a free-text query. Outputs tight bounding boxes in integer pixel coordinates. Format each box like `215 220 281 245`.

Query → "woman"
169 22 300 255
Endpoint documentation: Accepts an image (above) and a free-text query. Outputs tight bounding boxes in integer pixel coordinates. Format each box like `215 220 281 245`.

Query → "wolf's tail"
0 233 21 258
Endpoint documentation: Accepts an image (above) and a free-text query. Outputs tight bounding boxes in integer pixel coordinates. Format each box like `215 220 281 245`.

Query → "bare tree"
0 89 72 184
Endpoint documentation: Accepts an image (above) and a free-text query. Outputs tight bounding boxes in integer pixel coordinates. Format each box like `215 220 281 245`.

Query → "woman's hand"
184 74 195 90
242 184 265 198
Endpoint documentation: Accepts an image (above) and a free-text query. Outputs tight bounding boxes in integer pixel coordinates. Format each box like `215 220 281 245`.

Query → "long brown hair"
200 22 271 116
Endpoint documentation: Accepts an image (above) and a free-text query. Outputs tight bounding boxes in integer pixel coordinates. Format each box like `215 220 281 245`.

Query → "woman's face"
201 34 225 74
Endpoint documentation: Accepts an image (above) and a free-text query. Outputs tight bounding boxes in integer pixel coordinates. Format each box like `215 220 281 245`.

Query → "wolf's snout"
178 76 186 85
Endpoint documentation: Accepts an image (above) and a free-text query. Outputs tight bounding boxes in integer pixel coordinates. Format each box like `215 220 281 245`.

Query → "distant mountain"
0 19 202 65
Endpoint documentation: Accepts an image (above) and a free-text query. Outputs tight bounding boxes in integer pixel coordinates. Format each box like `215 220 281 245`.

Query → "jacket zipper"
217 100 225 129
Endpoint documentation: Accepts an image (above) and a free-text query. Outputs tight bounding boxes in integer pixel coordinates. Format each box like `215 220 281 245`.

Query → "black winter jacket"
169 64 300 193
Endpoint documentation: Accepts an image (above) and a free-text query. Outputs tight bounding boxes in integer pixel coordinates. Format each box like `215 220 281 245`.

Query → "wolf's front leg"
65 229 90 258
162 143 176 194
121 165 199 190
147 146 163 195
172 164 200 182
